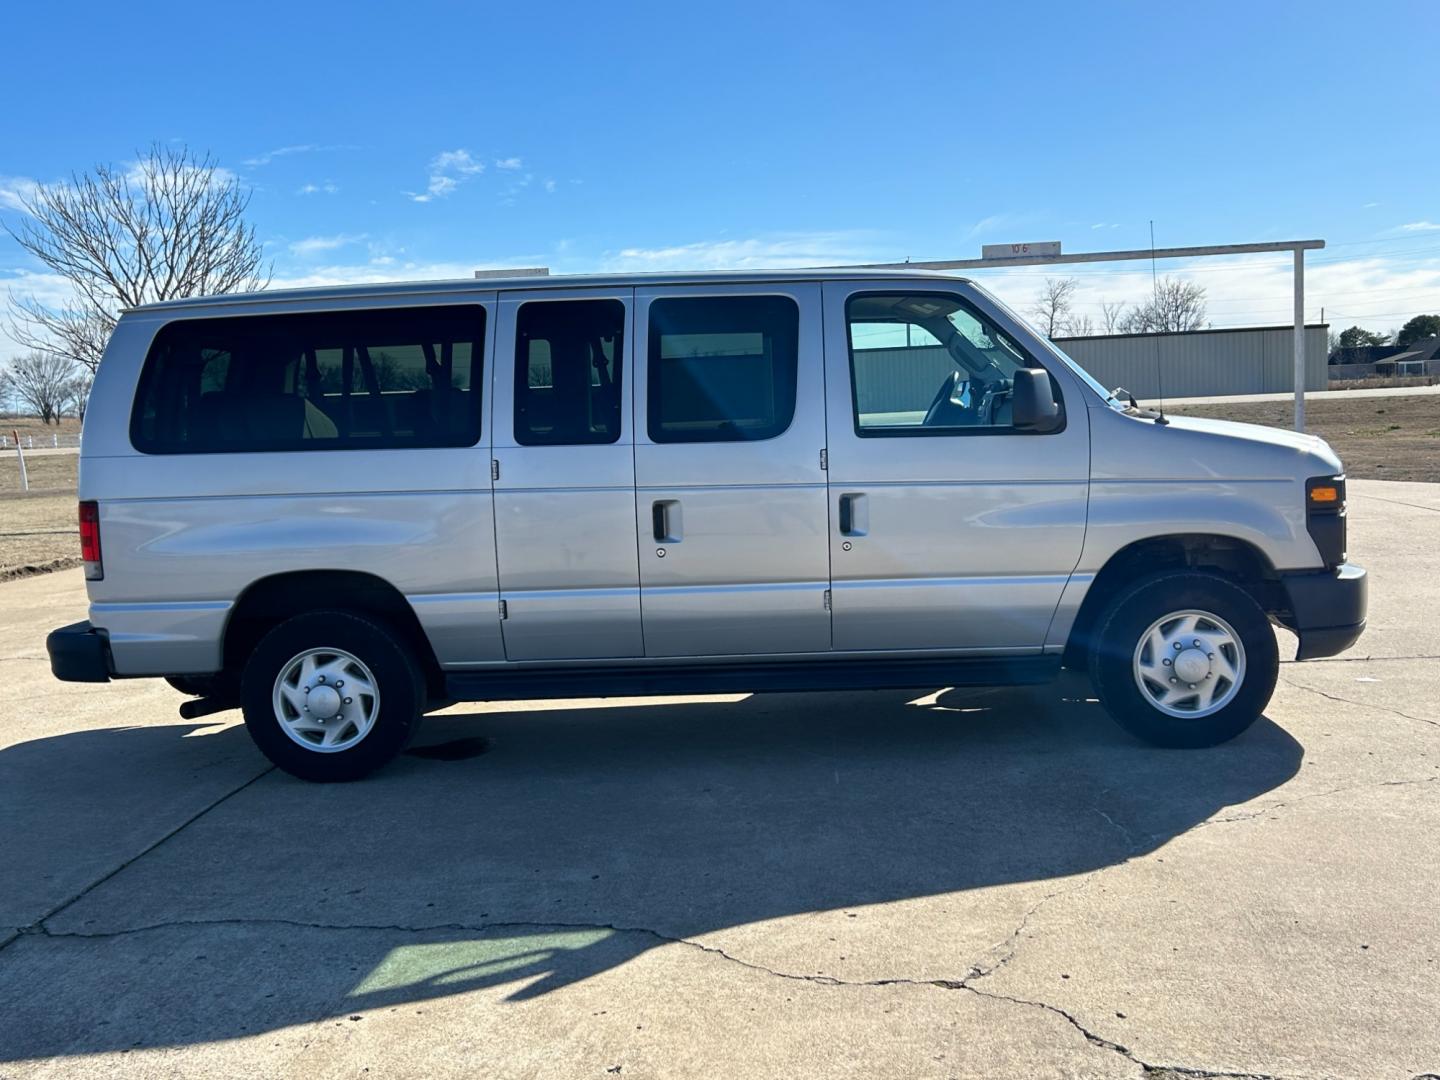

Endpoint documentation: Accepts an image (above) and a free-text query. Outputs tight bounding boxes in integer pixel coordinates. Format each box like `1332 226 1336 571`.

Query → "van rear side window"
130 305 485 453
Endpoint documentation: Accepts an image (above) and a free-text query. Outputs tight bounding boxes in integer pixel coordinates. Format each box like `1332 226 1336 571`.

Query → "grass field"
2 416 82 447
1 391 1436 578
0 449 81 577
1167 392 1440 483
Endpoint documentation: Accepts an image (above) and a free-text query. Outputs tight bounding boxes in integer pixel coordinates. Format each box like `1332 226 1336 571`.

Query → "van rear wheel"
240 611 423 781
1088 571 1278 748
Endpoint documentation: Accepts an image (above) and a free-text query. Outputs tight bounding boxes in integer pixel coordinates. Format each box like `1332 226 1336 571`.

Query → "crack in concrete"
27 913 1292 1079
1281 676 1440 729
1280 654 1440 665
1 765 275 957
1195 776 1437 830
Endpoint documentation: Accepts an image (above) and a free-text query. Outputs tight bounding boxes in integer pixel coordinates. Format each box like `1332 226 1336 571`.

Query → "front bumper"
47 621 113 683
1278 562 1368 661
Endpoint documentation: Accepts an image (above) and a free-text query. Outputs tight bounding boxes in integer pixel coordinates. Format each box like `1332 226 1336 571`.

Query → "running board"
445 655 1060 702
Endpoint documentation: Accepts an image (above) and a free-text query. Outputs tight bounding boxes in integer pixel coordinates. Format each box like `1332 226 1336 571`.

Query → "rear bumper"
47 621 113 683
1278 562 1368 661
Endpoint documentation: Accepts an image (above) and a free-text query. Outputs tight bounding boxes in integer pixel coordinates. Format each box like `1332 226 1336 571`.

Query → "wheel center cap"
1174 648 1210 683
308 684 342 718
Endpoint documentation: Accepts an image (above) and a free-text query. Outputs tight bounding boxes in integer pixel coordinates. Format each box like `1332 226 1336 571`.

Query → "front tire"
241 611 424 781
1089 571 1278 748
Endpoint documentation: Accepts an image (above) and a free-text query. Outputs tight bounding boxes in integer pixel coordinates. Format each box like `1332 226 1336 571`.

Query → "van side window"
130 305 485 453
647 295 799 443
514 299 625 446
847 293 1057 436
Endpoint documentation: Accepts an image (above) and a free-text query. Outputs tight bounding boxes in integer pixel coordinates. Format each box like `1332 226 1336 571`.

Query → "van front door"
633 284 831 657
492 288 643 660
822 281 1089 652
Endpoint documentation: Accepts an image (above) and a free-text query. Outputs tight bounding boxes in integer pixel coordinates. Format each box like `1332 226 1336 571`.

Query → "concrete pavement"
0 480 1436 1078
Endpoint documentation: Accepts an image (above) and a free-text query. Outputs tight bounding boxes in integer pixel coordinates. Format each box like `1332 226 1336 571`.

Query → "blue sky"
3 0 1439 360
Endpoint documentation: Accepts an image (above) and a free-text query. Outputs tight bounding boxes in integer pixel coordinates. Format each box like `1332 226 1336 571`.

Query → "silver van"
47 270 1367 780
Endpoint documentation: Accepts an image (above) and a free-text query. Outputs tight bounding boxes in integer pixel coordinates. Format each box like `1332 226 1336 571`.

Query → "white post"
12 429 27 493
1294 248 1306 432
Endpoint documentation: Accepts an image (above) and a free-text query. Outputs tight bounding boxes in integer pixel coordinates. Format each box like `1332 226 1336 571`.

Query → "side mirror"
1012 368 1062 432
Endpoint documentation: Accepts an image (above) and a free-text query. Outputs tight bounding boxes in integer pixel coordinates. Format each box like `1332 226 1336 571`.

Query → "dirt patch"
1166 393 1440 483
0 556 83 582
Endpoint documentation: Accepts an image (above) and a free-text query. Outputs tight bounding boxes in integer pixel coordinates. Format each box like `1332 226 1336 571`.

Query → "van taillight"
78 501 103 580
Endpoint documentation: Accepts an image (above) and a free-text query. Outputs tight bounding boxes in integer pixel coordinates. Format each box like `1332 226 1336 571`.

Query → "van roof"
127 267 975 313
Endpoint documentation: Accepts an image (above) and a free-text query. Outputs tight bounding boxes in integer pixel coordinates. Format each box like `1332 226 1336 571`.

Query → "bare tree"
1119 277 1208 333
1030 277 1078 338
1100 301 1125 334
65 371 94 421
5 352 76 424
5 144 269 374
1063 313 1095 337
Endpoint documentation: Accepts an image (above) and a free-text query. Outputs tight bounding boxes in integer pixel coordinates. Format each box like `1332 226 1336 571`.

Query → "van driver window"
847 293 1050 436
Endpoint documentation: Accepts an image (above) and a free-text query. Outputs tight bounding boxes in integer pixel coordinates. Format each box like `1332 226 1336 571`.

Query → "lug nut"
1162 658 1171 666
1174 643 1182 650
335 680 344 688
1188 684 1196 690
1170 677 1177 684
317 675 325 683
344 697 353 704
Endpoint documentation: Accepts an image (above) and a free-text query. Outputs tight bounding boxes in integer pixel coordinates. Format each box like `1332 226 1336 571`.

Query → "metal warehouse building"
1050 324 1330 399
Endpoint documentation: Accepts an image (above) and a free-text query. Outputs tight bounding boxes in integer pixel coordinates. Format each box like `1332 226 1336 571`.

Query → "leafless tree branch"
3 143 270 373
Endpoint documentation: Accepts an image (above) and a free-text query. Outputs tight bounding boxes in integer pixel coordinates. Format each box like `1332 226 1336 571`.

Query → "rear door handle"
838 493 868 536
652 499 682 543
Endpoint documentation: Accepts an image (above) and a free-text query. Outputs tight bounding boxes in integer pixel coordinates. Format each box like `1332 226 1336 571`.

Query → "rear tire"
1089 571 1277 748
240 611 424 781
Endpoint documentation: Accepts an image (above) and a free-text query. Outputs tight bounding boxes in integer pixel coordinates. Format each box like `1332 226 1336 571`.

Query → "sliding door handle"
838 493 868 537
652 499 682 543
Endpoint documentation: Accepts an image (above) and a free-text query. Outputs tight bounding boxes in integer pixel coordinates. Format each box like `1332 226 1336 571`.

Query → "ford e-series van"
47 270 1367 780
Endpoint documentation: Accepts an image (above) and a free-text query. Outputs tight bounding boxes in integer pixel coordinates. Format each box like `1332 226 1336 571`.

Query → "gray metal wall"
1051 325 1330 399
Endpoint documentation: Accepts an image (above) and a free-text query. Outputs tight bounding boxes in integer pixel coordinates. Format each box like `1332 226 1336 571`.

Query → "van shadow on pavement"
0 678 1302 1060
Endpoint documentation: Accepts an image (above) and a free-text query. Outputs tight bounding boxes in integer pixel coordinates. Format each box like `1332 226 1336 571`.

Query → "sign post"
13 429 27 493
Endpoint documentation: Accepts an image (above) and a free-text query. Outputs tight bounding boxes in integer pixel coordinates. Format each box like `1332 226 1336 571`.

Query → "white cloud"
243 144 355 167
297 181 338 196
408 149 487 202
431 150 485 175
543 178 557 193
0 176 39 213
1398 221 1440 232
267 257 525 291
287 233 367 257
964 212 1039 240
600 232 884 272
1362 202 1380 209
495 157 523 170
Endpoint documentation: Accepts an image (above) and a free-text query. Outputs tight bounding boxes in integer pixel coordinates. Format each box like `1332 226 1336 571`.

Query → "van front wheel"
240 611 423 781
1089 571 1278 748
